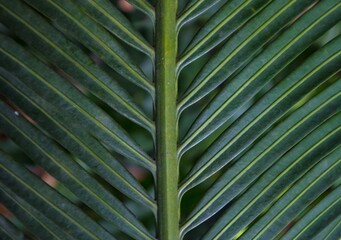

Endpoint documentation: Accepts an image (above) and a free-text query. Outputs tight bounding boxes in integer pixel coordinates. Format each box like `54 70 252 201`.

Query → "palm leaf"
0 0 154 133
0 68 155 211
74 0 154 58
0 0 340 239
0 215 24 240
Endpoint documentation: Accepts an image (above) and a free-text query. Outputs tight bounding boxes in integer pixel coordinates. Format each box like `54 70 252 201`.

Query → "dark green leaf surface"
1 0 339 239
178 0 316 111
180 35 341 193
0 215 23 240
0 35 155 172
178 0 271 69
314 216 341 240
0 152 114 240
0 183 76 240
127 0 155 22
179 0 341 153
324 218 341 240
180 81 341 235
202 115 341 239
74 0 154 58
0 0 155 134
282 186 341 240
240 147 341 239
23 0 154 95
0 102 154 240
177 0 225 28
0 69 156 211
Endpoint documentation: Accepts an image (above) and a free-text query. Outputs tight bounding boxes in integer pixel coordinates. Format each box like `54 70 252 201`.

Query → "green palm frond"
0 0 340 239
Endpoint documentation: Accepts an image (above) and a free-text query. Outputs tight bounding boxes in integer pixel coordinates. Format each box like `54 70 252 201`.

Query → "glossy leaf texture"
0 0 340 239
177 0 341 239
0 0 156 239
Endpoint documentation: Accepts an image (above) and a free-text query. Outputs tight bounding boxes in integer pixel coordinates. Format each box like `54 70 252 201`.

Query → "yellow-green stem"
155 0 179 239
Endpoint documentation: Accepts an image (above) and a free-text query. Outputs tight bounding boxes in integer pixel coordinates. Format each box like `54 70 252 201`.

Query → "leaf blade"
178 0 317 111
180 81 341 235
241 147 341 239
23 0 154 95
0 34 155 172
202 116 341 239
282 186 341 240
127 0 155 22
0 215 24 240
177 0 226 27
178 0 271 69
0 102 154 240
74 0 154 58
0 69 156 211
0 0 155 134
0 183 77 240
180 35 341 193
0 152 114 240
179 0 341 153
